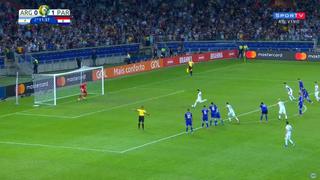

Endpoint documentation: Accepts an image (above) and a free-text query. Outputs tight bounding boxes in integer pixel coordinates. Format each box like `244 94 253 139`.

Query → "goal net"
33 66 104 106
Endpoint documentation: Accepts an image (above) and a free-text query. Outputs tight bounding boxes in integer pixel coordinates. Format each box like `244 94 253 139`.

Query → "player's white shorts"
196 98 205 103
285 133 291 140
279 108 286 114
288 91 293 96
228 111 236 118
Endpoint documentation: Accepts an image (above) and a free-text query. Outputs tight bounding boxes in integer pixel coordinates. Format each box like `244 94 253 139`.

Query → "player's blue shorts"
202 117 208 121
213 113 221 118
186 119 192 126
299 104 303 109
211 113 215 118
262 110 268 114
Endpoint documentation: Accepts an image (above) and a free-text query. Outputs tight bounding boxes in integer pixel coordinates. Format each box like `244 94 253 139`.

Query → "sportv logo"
273 12 306 20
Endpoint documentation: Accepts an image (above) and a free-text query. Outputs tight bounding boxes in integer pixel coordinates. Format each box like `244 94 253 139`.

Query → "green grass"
0 59 319 179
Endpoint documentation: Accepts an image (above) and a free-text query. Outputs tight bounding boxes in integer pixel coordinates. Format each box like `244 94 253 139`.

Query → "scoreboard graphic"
18 5 71 25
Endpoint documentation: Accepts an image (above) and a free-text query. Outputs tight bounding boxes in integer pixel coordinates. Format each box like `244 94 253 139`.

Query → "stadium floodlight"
33 66 104 106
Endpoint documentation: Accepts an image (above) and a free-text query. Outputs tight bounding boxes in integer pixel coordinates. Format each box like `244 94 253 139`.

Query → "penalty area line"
120 127 203 154
0 63 239 119
120 108 261 154
14 112 74 119
72 90 185 118
0 141 121 154
0 104 308 154
119 99 305 153
7 90 185 119
240 104 308 124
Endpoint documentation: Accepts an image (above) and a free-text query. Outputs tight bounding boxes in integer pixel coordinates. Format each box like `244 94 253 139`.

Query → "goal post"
33 66 104 106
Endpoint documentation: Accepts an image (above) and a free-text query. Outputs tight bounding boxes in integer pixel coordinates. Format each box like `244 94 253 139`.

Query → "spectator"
33 59 39 74
91 50 97 66
160 47 166 58
0 0 318 55
125 52 131 64
169 48 173 57
76 57 81 69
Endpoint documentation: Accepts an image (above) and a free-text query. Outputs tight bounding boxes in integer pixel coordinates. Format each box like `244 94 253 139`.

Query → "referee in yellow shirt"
187 60 194 76
136 106 150 130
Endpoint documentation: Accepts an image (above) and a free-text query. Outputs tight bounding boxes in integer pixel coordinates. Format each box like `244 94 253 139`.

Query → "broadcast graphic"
272 12 306 24
18 5 71 25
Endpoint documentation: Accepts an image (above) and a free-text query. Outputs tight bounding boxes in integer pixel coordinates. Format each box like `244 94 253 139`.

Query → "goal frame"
33 66 104 106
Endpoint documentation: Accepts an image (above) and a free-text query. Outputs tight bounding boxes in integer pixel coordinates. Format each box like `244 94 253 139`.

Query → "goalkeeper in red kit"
78 83 87 101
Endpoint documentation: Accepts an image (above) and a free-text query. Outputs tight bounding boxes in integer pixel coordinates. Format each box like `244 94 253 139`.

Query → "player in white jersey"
284 82 295 101
226 102 239 123
192 89 207 108
278 98 287 120
315 81 319 102
284 121 295 147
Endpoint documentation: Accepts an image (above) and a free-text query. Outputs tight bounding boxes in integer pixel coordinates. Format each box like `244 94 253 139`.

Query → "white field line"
0 103 308 154
241 104 308 124
120 127 204 154
0 113 18 119
119 99 305 153
0 94 101 119
0 63 239 119
194 75 297 83
0 141 121 153
71 90 186 118
14 112 74 119
13 90 185 119
134 87 179 91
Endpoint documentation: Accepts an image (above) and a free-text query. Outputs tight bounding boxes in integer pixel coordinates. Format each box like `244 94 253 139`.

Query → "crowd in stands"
0 0 319 55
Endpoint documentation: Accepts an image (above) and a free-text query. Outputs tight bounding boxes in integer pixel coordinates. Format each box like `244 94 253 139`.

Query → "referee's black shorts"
138 116 144 123
188 66 192 72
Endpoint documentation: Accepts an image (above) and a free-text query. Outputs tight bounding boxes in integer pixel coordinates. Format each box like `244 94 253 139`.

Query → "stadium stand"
0 0 319 55
0 0 318 68
29 44 140 64
0 56 4 68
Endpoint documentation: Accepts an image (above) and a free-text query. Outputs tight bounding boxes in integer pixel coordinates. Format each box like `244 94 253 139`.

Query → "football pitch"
0 59 319 179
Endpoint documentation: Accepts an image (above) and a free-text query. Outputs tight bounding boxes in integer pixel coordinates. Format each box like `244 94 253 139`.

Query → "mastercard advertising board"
245 50 320 61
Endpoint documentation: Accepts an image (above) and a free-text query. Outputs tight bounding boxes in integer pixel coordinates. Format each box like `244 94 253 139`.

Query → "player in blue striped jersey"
302 88 312 103
260 102 268 122
209 102 223 126
201 105 209 128
298 78 304 91
298 93 304 115
185 109 193 133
